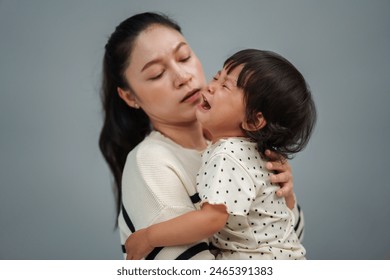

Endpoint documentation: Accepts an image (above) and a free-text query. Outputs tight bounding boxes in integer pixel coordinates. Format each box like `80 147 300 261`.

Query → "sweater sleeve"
118 141 214 260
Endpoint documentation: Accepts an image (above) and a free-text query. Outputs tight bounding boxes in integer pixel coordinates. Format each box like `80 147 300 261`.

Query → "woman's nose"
173 68 192 88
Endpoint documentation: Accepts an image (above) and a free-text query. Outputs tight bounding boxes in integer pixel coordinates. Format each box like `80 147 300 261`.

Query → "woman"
99 12 302 260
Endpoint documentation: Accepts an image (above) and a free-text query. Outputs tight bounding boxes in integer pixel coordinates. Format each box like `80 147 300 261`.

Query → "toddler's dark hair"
224 49 317 160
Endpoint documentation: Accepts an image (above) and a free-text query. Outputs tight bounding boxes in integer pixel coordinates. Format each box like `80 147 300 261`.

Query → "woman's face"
196 65 247 142
123 25 206 128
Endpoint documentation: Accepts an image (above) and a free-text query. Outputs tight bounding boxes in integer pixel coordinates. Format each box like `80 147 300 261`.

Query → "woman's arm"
125 203 228 260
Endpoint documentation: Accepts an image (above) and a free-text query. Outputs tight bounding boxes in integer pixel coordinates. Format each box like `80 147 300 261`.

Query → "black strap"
175 242 209 260
122 245 164 259
190 192 201 204
294 204 302 232
145 247 164 260
122 204 135 233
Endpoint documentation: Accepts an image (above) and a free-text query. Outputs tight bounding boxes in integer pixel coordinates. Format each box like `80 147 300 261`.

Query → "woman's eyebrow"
141 42 188 72
173 42 188 53
141 57 163 72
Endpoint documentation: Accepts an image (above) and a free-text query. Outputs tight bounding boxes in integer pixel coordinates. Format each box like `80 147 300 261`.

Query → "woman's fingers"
274 180 293 197
270 172 292 186
266 160 289 172
265 149 285 161
265 150 293 198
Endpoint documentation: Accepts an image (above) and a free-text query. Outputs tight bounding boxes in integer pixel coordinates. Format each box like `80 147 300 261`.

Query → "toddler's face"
196 65 247 142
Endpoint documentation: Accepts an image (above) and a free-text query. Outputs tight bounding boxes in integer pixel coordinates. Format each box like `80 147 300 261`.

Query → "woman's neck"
153 121 207 151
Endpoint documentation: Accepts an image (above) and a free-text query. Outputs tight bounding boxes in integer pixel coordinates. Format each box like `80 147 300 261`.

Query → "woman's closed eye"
179 55 191 62
149 71 164 80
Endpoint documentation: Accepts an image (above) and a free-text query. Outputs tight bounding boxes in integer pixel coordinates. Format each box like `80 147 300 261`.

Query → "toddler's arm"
125 203 228 260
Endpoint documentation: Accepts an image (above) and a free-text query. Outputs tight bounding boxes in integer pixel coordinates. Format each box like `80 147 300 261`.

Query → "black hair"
99 12 182 218
224 49 317 160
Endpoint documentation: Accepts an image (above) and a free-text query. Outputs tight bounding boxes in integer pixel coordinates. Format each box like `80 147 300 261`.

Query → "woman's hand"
265 149 295 209
125 228 154 260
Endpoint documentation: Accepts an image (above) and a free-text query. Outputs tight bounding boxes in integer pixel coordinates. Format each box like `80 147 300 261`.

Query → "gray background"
0 0 389 260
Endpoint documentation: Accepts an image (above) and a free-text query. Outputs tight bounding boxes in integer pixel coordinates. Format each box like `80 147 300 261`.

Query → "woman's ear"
242 112 267 131
117 87 140 109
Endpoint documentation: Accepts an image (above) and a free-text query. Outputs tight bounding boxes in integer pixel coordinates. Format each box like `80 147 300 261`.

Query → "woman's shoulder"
130 131 177 160
129 130 200 165
122 131 184 182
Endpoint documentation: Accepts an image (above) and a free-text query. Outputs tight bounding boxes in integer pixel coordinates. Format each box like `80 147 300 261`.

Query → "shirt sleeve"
119 143 214 260
198 153 256 216
126 144 197 222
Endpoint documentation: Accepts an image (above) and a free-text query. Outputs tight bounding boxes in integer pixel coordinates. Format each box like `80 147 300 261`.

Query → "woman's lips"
181 89 201 103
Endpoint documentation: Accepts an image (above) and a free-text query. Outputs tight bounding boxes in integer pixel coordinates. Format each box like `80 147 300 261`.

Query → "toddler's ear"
242 112 267 131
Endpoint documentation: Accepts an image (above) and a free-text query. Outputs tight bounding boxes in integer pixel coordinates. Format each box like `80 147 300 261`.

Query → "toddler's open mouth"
200 95 211 110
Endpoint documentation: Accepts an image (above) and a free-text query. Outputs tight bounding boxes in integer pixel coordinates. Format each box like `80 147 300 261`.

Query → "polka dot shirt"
197 137 306 260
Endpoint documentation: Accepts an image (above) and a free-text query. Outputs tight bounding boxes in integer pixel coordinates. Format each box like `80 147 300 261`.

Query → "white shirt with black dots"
198 137 306 260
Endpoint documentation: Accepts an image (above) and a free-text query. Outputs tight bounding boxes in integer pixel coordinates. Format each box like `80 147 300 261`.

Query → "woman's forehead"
132 25 187 61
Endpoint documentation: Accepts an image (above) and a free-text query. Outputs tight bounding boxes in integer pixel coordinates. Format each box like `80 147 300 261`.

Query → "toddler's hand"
125 228 154 260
